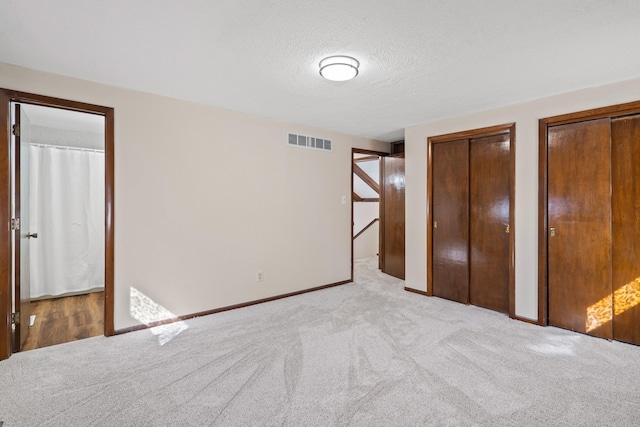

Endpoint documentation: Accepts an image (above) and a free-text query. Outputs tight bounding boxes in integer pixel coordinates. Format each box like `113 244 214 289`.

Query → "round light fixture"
319 55 360 81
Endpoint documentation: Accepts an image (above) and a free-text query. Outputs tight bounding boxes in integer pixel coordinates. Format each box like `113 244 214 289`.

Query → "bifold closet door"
469 134 510 313
547 118 612 339
612 115 640 345
432 139 469 303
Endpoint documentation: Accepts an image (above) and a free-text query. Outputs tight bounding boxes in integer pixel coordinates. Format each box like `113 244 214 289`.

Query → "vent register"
288 133 332 152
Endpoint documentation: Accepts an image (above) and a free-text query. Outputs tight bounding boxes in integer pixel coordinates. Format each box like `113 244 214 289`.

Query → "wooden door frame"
427 123 516 318
538 100 640 327
351 148 388 281
0 89 115 360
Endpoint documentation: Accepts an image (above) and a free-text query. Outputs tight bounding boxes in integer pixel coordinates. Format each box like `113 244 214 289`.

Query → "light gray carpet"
1 257 639 426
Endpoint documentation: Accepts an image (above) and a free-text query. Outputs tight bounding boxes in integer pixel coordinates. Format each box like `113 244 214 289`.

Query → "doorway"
0 89 115 361
427 123 515 317
352 151 382 267
13 103 105 351
351 147 406 281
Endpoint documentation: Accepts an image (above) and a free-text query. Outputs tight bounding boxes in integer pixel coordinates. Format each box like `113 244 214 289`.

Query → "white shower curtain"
29 144 105 298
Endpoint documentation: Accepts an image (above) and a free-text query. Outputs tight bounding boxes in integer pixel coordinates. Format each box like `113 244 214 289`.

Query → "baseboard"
114 279 352 335
404 287 428 296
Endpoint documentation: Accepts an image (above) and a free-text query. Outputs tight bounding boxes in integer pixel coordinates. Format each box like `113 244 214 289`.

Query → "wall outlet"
341 195 347 204
257 271 264 282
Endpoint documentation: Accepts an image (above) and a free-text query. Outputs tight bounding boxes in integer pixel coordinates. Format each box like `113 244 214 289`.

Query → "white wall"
405 76 640 321
0 62 388 330
353 202 379 259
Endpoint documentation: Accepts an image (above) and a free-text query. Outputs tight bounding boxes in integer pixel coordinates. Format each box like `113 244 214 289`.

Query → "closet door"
469 134 510 313
432 139 469 303
612 115 640 345
547 119 612 339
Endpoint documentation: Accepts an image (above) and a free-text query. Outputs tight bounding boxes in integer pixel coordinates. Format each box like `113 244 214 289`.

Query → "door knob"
27 233 38 239
505 225 510 234
433 221 438 229
549 227 556 238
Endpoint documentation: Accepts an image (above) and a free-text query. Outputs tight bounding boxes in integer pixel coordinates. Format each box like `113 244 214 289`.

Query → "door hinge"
12 124 20 137
12 312 19 325
11 218 20 231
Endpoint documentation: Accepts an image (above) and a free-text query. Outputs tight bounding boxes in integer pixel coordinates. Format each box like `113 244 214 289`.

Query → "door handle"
549 227 556 238
27 233 38 239
433 221 437 229
505 225 510 234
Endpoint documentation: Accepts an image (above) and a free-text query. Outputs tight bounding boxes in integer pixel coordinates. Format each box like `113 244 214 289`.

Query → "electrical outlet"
257 271 264 282
341 195 347 204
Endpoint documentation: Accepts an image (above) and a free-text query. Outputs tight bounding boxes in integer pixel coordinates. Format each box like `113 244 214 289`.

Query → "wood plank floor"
22 292 104 351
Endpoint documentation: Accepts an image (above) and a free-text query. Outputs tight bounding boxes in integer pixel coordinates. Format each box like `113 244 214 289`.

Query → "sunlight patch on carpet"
130 287 188 345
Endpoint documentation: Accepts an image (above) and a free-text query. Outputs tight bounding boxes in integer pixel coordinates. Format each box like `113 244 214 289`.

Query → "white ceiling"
1 1 639 142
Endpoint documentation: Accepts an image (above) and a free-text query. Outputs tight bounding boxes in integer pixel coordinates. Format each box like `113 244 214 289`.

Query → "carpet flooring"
1 257 639 426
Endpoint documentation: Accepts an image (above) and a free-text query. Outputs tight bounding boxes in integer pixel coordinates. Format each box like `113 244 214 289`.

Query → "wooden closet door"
469 134 510 313
548 118 612 339
432 139 469 303
612 115 640 345
381 155 405 279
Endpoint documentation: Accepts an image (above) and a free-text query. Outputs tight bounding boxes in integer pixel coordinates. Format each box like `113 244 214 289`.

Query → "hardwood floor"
21 292 104 351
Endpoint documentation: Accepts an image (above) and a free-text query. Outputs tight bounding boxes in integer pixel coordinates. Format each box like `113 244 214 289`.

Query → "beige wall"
405 76 640 321
0 63 388 330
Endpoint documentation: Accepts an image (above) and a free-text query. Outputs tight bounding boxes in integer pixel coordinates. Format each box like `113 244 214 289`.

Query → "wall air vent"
288 133 332 152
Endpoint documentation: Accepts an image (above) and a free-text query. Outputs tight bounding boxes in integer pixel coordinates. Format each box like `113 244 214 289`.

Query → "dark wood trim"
115 279 352 335
404 287 429 297
360 198 379 202
351 153 355 282
104 109 115 336
0 89 115 360
354 218 379 240
353 163 380 194
13 104 22 351
427 123 511 145
379 156 385 270
507 123 516 319
353 192 363 202
541 100 640 127
0 90 10 360
537 101 640 329
427 123 516 313
0 90 113 116
426 137 433 296
354 155 379 163
538 119 549 326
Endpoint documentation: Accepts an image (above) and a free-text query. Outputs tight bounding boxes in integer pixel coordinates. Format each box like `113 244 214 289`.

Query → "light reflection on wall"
130 287 188 345
585 276 640 332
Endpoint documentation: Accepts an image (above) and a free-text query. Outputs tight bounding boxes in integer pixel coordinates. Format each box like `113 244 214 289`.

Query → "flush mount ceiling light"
319 55 360 81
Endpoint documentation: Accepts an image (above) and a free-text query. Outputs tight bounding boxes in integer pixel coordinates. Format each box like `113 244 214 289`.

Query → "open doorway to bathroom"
12 102 105 351
0 89 114 361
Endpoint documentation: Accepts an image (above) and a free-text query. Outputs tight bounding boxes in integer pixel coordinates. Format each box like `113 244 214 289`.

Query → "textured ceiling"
1 0 639 142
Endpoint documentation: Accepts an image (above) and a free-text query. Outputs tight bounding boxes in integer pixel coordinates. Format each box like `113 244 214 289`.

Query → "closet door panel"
612 115 640 345
432 139 469 303
469 134 510 313
547 119 612 339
